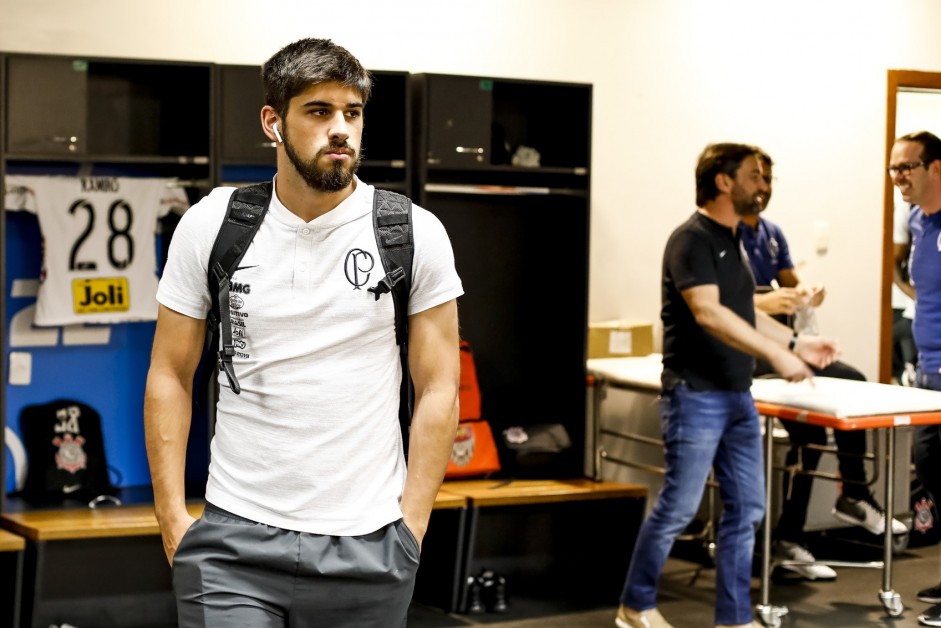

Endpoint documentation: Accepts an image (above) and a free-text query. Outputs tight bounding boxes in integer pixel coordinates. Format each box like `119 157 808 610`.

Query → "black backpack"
17 399 118 505
204 182 416 453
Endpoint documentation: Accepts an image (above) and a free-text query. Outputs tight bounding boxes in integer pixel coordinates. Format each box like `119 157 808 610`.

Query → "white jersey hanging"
4 175 189 326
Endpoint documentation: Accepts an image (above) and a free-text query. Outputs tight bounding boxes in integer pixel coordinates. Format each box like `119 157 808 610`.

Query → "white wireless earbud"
272 122 283 144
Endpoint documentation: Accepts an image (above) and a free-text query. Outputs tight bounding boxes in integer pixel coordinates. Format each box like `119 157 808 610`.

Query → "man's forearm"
144 371 194 523
754 308 795 347
400 390 458 538
695 301 789 364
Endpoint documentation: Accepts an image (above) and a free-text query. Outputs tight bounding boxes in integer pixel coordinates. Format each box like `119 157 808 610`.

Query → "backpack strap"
368 189 415 455
206 182 272 395
202 184 415 455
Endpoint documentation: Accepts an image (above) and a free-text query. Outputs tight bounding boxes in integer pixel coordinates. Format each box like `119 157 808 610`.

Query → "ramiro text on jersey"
81 177 120 193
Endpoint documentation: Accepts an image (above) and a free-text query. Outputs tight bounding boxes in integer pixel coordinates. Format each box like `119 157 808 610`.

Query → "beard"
284 135 362 193
731 184 766 217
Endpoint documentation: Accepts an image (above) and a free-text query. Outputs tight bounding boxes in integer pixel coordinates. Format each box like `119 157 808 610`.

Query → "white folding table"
587 356 941 626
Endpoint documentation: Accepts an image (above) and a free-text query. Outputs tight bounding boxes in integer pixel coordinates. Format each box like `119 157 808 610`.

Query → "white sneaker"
773 540 837 580
902 363 917 387
833 495 909 535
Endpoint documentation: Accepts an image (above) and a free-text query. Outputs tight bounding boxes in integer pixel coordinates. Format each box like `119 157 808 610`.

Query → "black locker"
412 72 593 477
5 54 211 162
218 64 274 167
424 74 493 168
6 57 87 156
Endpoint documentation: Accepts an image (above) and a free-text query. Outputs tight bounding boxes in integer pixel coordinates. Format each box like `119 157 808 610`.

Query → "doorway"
880 70 941 382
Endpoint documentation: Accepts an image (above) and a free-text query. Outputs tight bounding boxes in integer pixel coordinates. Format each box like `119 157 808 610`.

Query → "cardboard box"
588 320 654 359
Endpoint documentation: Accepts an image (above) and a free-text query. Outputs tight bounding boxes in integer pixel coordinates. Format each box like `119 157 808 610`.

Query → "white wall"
3 0 940 379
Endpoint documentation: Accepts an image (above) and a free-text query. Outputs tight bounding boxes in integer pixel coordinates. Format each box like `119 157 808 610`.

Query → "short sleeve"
666 229 718 292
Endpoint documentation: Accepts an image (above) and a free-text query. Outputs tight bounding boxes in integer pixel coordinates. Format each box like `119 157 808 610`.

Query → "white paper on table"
587 356 941 418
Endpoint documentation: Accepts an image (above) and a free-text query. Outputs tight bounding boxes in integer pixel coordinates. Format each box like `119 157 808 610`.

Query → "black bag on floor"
17 399 117 504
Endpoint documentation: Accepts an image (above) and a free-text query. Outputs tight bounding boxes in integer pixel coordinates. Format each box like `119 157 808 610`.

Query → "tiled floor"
409 535 941 627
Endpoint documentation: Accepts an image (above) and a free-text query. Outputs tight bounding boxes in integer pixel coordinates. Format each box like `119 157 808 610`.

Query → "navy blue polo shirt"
738 216 793 288
661 211 757 391
910 206 941 373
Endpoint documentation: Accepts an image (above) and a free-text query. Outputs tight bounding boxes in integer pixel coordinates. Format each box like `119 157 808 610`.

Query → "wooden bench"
0 528 25 552
0 528 25 628
441 477 647 506
0 502 205 542
0 493 468 627
1 501 206 628
437 478 647 612
0 482 646 621
1 492 466 542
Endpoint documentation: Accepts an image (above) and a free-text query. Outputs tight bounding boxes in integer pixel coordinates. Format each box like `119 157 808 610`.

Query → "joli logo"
72 277 130 314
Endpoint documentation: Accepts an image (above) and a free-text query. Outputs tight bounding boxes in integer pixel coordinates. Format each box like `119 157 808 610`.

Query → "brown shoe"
616 605 674 628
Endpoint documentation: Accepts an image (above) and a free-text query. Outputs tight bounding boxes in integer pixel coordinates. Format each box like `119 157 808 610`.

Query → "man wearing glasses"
739 152 906 583
888 130 941 627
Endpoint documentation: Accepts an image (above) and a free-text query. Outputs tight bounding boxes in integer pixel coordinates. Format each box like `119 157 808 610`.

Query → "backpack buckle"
367 267 405 301
217 347 241 395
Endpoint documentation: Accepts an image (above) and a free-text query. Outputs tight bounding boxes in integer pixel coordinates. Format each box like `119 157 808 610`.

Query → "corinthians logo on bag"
52 433 88 473
450 424 477 468
914 496 935 533
52 404 87 474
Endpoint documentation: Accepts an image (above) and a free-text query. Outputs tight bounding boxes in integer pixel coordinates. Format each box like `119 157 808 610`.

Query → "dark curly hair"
262 38 372 120
694 143 762 207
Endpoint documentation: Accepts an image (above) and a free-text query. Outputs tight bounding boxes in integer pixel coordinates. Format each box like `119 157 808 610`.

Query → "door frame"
880 70 941 382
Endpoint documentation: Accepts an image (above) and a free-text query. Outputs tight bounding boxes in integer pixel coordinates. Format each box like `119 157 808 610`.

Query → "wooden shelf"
440 478 646 507
0 528 24 552
0 502 205 542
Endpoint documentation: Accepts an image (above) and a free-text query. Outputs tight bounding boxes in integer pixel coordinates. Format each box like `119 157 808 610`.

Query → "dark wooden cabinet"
1 58 593 497
1 53 215 515
423 74 493 168
359 70 410 192
412 73 592 477
6 57 87 156
5 54 211 163
216 66 410 191
217 64 274 168
415 73 591 174
0 53 597 625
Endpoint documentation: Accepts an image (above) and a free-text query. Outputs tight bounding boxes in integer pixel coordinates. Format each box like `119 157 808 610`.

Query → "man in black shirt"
616 143 839 628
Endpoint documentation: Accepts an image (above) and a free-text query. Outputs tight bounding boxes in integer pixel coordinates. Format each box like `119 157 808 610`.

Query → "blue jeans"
620 383 765 626
913 368 941 509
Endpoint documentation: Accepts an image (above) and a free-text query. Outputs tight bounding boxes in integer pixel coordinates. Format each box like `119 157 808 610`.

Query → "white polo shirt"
157 177 463 535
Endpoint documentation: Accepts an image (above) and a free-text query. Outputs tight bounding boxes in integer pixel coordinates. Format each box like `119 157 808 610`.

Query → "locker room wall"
1 0 940 418
3 0 941 380
3 205 208 495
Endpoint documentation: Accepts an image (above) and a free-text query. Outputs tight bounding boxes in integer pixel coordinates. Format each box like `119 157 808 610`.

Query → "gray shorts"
172 503 420 628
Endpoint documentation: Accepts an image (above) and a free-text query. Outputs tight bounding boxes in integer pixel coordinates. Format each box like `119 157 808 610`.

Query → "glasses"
740 171 776 184
887 161 926 177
